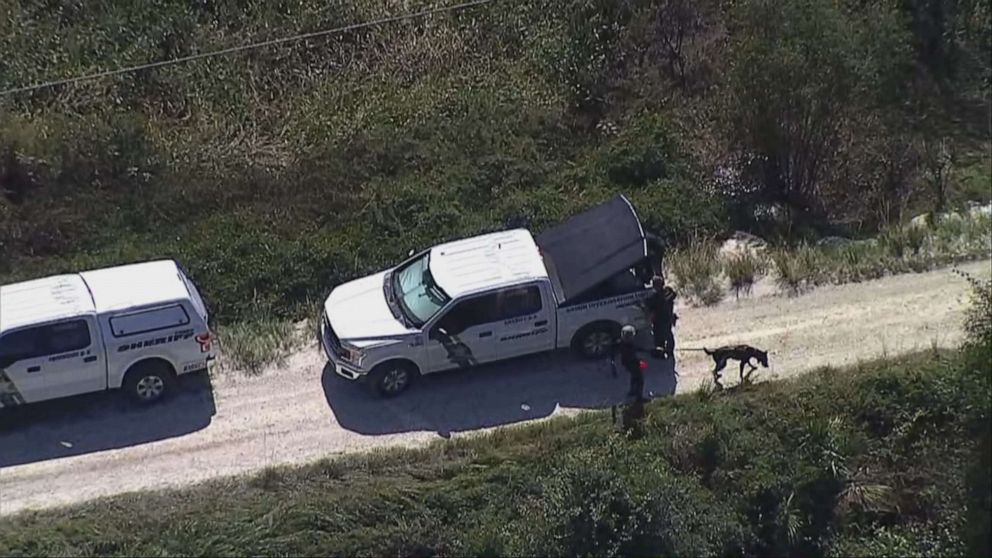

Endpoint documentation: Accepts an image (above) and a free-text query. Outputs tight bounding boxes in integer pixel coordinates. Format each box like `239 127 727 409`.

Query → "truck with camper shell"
319 194 662 397
0 259 215 408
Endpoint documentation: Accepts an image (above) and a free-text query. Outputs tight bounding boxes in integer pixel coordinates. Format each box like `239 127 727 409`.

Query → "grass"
0 348 987 557
722 250 767 299
215 319 309 375
767 210 990 295
667 238 724 305
770 243 824 296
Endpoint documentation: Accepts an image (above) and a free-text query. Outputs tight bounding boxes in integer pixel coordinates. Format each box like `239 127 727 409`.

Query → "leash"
676 347 710 352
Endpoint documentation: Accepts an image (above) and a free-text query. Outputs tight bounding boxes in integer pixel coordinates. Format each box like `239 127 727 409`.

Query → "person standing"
610 325 650 402
644 276 678 360
635 231 666 284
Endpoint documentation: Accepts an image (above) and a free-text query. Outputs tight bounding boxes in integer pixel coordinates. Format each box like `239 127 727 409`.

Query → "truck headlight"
344 346 366 366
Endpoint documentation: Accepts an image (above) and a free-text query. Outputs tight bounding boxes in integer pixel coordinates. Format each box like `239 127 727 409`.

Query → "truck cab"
0 260 215 409
321 195 659 397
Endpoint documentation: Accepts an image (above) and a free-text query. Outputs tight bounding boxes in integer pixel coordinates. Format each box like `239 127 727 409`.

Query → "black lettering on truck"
117 328 195 353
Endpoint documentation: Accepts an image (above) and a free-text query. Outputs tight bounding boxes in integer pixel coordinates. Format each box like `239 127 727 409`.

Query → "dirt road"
1 261 988 516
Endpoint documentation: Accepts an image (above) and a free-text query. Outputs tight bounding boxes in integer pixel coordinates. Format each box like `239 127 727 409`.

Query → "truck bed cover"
535 194 647 305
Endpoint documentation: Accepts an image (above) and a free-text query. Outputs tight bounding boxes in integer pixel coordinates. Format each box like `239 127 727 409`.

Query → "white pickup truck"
0 260 216 408
320 195 659 397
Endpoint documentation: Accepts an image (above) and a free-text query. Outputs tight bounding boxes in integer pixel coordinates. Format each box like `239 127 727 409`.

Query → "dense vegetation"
1 0 989 323
1 275 989 557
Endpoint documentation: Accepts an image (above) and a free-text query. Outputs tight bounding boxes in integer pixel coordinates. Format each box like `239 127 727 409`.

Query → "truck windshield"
392 252 450 328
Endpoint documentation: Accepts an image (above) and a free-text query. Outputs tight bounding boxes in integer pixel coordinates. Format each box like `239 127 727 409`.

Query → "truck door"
0 318 103 406
494 284 555 360
424 293 500 372
41 317 106 399
0 327 48 406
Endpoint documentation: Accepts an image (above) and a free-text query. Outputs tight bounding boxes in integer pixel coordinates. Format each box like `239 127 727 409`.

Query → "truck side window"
0 328 45 363
0 320 89 363
47 320 91 354
109 304 190 338
435 294 499 336
496 286 542 321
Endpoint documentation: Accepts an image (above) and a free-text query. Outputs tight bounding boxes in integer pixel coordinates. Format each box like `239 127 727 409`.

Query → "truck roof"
0 274 96 333
79 260 190 313
429 229 549 298
0 260 191 334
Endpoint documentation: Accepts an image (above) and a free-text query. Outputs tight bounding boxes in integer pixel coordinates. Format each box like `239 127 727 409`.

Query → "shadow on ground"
0 372 216 468
323 349 678 437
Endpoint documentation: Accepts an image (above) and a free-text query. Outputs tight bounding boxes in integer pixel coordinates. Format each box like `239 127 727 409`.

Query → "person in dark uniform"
610 325 651 402
635 231 667 284
643 276 677 359
645 231 666 276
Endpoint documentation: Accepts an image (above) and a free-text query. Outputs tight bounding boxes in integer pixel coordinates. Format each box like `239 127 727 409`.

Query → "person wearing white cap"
610 324 651 402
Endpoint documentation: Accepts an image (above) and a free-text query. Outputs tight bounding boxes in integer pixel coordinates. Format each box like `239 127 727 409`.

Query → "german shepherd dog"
704 345 769 389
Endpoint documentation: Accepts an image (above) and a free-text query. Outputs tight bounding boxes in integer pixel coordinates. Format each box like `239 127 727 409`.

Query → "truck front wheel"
123 361 176 405
573 322 620 360
365 361 417 398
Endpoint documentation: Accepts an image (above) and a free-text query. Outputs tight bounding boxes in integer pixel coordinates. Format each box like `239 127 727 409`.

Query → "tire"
572 322 620 360
365 361 417 398
123 361 176 405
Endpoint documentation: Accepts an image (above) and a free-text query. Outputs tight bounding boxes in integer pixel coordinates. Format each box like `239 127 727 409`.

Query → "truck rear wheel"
573 322 620 360
124 361 176 405
365 361 417 398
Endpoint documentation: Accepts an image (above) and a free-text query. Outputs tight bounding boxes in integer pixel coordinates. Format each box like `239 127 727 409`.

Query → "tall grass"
776 211 991 294
216 319 307 375
771 243 823 296
668 238 724 306
722 250 767 298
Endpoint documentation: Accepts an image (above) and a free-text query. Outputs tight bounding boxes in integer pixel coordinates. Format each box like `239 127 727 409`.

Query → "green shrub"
960 272 992 347
879 227 910 259
723 250 767 298
879 225 928 260
668 238 724 306
905 224 929 256
823 241 887 283
771 244 824 295
962 212 992 254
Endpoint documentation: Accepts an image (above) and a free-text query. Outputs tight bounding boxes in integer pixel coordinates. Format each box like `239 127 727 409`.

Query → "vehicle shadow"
323 348 678 437
0 372 216 469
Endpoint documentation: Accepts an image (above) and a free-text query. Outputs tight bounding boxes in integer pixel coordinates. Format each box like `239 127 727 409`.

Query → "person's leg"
627 367 644 398
651 320 665 358
664 328 675 360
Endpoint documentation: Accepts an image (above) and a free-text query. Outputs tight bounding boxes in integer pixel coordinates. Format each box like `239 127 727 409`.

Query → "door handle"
479 331 493 338
84 356 97 363
534 320 548 327
27 366 41 373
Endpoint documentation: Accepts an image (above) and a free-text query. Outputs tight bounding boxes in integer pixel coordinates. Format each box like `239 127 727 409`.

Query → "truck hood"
324 271 417 343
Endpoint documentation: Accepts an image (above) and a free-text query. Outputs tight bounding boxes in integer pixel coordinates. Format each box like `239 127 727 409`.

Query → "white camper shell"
320 195 659 397
0 260 215 408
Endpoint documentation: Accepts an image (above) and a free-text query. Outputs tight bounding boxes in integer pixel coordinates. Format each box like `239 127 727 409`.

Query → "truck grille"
322 314 345 358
